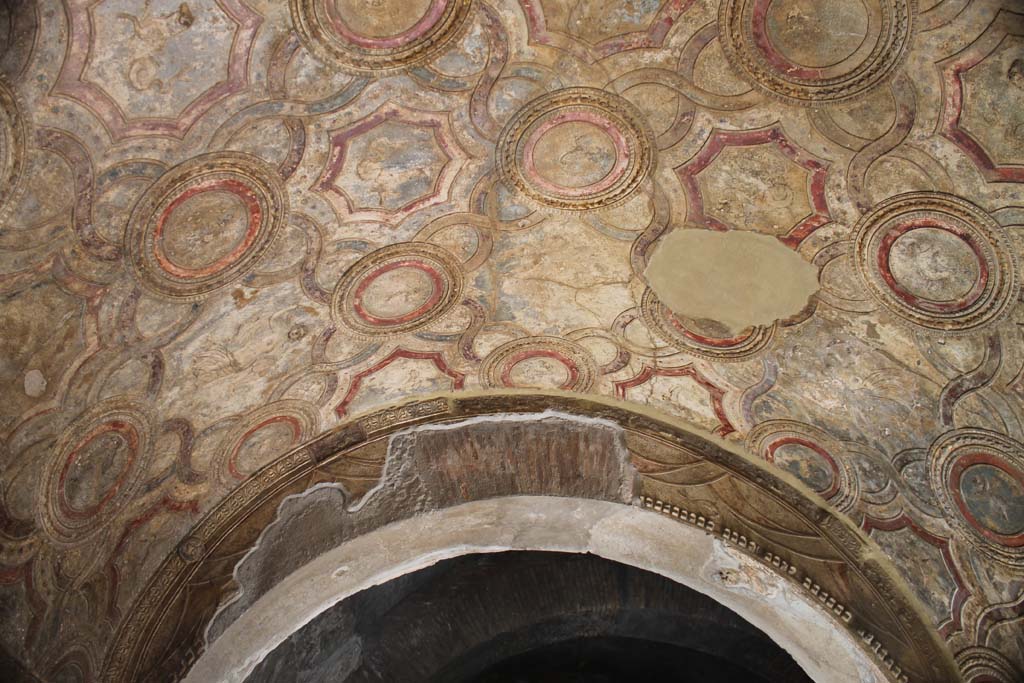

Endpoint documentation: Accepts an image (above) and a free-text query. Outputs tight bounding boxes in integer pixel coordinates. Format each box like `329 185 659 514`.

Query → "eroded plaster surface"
0 0 1023 679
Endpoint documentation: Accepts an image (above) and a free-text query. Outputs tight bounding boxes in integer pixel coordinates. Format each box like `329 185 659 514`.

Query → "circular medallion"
216 401 320 488
930 429 1024 566
0 80 25 215
290 0 474 74
126 152 286 301
854 193 1017 332
480 336 597 391
497 88 654 211
747 420 859 511
332 242 465 337
40 400 154 543
718 0 914 104
640 288 775 361
177 536 206 563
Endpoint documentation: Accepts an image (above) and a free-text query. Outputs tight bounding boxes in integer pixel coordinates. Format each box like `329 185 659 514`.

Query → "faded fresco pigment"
0 0 1023 681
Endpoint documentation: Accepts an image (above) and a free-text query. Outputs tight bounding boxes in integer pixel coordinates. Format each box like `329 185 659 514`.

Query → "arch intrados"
99 392 961 683
188 497 883 683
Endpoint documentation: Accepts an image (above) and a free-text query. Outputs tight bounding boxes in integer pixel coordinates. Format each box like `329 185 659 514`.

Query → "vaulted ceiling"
1 0 1023 680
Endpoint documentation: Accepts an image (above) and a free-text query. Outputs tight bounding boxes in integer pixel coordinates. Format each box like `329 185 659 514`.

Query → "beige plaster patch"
644 229 819 334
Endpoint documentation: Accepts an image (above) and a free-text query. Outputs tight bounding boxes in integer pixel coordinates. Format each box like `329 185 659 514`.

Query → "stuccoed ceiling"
0 0 1023 679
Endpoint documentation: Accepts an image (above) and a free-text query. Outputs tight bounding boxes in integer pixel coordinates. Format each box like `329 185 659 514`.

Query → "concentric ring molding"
0 79 25 216
854 192 1018 333
718 0 915 104
640 288 777 362
39 399 155 544
125 152 287 302
214 400 321 489
746 419 861 513
479 336 598 391
331 241 466 338
929 428 1024 567
497 87 655 211
289 0 475 75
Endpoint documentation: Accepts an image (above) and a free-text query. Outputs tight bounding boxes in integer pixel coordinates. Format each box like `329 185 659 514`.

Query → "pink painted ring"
666 309 755 348
949 452 1024 547
153 178 263 280
876 218 988 314
57 420 139 520
500 349 581 390
352 259 445 326
766 436 840 498
520 110 631 198
228 416 302 480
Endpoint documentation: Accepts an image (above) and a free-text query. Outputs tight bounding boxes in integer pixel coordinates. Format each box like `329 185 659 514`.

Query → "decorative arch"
100 393 961 683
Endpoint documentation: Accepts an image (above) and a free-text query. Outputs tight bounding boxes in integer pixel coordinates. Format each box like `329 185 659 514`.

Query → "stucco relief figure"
558 131 615 182
1008 59 1024 89
354 136 435 211
117 2 193 92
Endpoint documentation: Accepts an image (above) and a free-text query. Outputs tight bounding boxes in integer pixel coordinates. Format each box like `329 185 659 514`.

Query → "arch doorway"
102 394 960 683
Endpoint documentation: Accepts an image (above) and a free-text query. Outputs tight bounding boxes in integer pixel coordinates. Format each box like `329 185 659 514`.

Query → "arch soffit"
100 392 962 683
